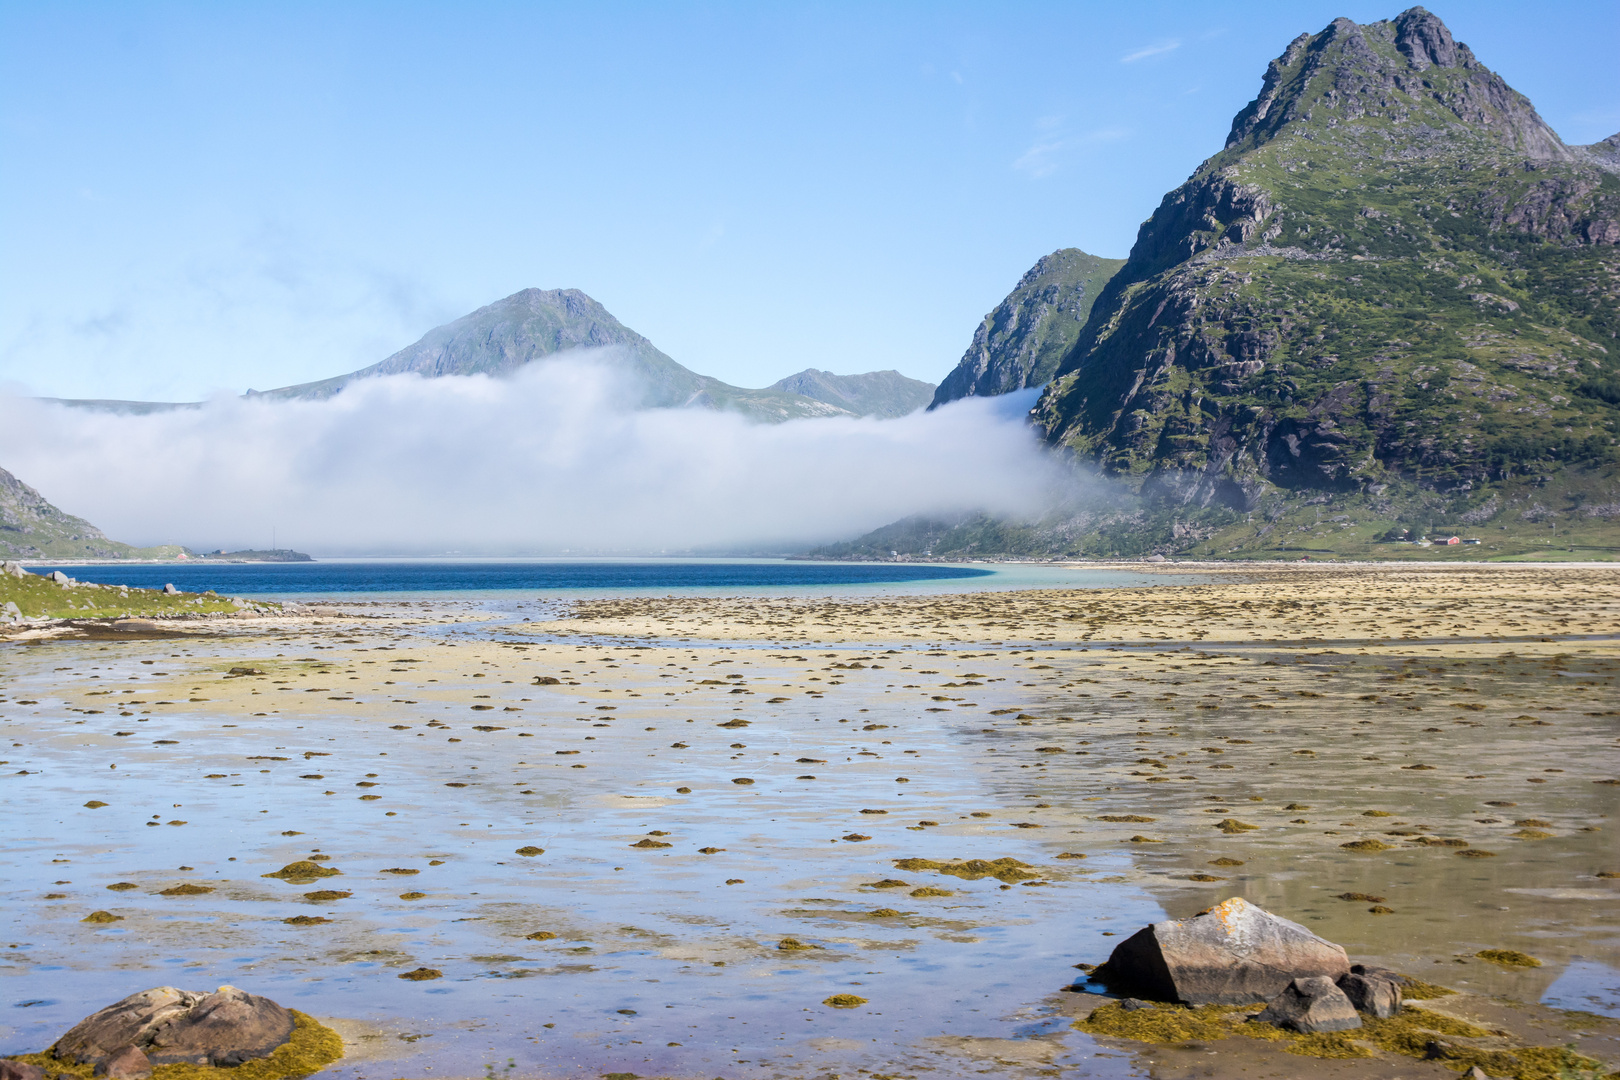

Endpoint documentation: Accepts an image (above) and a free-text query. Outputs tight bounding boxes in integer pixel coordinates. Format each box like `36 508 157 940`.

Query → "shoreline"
1 565 1616 1079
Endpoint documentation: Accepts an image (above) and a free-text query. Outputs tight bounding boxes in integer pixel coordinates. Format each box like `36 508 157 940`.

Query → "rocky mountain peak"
1223 6 1568 164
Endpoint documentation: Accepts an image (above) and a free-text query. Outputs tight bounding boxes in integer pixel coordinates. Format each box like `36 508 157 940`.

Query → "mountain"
768 369 935 418
930 248 1124 409
1015 6 1620 556
246 288 899 422
0 465 148 559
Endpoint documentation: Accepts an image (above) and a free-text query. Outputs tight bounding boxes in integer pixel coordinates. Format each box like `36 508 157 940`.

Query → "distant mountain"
242 288 891 422
768 369 935 418
0 465 144 559
930 249 1124 409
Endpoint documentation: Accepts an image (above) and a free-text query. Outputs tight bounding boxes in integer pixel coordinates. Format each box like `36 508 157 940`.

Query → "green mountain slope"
0 466 182 560
769 369 935 418
1025 7 1620 556
930 249 1125 409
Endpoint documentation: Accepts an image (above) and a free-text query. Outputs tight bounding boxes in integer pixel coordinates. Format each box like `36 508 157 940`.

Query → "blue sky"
2 1 1616 401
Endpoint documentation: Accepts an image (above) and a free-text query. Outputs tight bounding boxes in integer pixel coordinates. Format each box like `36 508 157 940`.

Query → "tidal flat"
2 563 1617 1080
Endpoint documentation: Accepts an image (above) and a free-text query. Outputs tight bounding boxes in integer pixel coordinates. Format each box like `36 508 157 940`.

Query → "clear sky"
2 1 1616 401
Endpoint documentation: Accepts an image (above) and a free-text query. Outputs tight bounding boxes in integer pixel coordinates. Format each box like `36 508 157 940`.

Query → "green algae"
863 879 908 889
867 909 902 917
1476 949 1542 968
776 938 821 951
159 884 213 896
398 968 442 981
1335 892 1386 902
83 801 107 809
399 892 426 900
1097 815 1156 823
283 916 331 926
514 846 545 856
1340 839 1393 852
525 931 557 941
1214 819 1259 833
105 882 137 891
909 887 953 898
823 994 867 1008
262 862 340 882
893 857 1037 883
80 911 122 923
1396 976 1456 1000
1076 1001 1240 1043
1208 857 1245 867
630 839 671 849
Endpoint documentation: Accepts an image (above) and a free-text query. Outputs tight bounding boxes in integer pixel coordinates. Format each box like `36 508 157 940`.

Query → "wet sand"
1 563 1617 1079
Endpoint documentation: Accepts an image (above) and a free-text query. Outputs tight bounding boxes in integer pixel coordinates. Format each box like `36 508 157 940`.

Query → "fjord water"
41 559 1173 599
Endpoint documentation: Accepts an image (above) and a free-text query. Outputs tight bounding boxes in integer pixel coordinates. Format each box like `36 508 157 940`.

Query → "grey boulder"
1093 897 1350 1005
94 1046 152 1080
1253 975 1362 1033
162 584 179 595
53 986 294 1068
1338 963 1403 1017
0 1061 47 1080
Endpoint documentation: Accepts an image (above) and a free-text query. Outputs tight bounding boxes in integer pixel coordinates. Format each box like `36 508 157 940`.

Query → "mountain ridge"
51 288 935 424
929 248 1124 409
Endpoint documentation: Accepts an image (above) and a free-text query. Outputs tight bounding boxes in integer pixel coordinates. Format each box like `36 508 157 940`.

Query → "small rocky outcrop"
1253 975 1362 1033
1338 963 1403 1018
1092 897 1350 1004
53 986 294 1068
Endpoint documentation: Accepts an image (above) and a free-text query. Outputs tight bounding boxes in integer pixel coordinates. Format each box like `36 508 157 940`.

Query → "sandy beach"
2 562 1617 1079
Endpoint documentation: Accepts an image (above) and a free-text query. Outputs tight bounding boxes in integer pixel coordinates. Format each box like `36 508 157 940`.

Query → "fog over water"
1 354 1069 554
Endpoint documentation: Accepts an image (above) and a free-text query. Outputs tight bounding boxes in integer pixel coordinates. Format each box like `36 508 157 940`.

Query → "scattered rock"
52 986 294 1068
1093 897 1349 1005
0 1060 47 1080
1253 975 1361 1033
1338 964 1402 1017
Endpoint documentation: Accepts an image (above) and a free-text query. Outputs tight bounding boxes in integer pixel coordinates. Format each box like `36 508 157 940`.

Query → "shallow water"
2 593 1617 1079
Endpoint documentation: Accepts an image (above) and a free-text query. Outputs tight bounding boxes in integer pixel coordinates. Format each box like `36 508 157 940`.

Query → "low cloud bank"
0 354 1072 555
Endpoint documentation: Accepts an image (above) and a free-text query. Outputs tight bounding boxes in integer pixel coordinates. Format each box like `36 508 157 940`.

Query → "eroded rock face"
53 986 294 1068
1253 975 1363 1033
1093 897 1350 1005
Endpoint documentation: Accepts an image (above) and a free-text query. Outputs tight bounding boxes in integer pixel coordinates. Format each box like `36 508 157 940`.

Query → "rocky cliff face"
0 465 134 559
1033 7 1620 514
931 249 1124 409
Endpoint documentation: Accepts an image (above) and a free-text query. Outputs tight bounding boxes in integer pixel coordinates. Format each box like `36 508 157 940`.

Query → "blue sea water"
41 558 996 597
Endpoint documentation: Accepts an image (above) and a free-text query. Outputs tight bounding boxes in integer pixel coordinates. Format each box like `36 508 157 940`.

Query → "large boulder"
1253 975 1362 1033
53 986 294 1068
1092 897 1350 1005
0 1061 47 1080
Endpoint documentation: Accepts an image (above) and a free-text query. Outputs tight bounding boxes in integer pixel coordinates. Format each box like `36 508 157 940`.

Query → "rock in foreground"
53 986 294 1068
1092 897 1350 1005
1253 975 1362 1033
